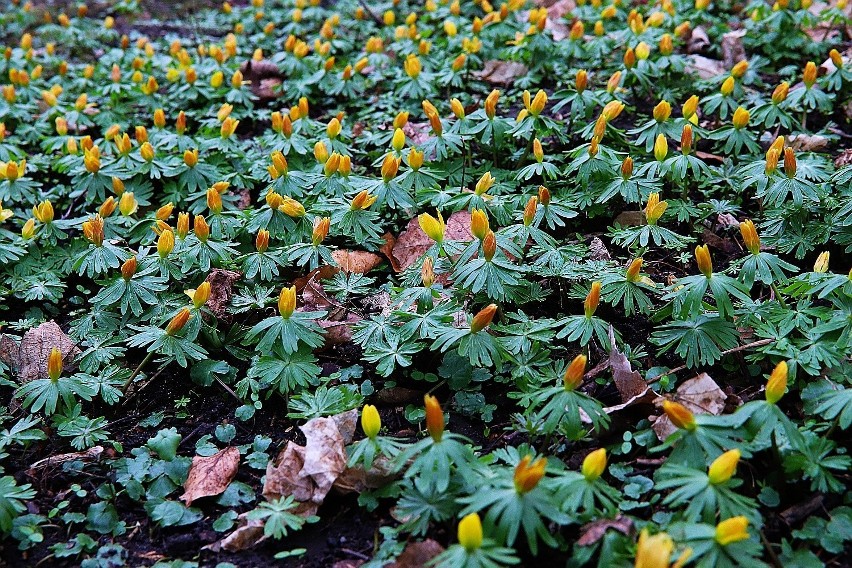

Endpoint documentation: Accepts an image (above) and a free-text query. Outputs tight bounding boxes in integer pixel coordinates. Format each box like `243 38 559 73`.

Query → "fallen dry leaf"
380 232 402 272
263 410 358 517
333 455 398 494
319 313 362 346
203 269 241 319
787 133 829 152
474 60 529 85
331 250 383 274
577 515 634 546
652 372 727 440
179 446 240 506
208 512 266 552
686 26 711 54
609 327 650 403
0 321 80 384
686 55 724 79
721 29 746 69
391 210 473 271
613 210 646 227
387 540 445 568
29 446 103 472
589 236 611 261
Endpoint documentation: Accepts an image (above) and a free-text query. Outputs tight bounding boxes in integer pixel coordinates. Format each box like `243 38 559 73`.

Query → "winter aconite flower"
582 448 607 481
663 400 696 431
715 517 750 546
765 361 788 404
47 347 63 381
708 449 741 484
813 251 829 273
563 354 586 390
165 308 192 335
584 282 601 318
278 285 296 318
634 529 690 568
424 394 444 442
418 211 445 243
457 513 483 552
361 404 381 439
471 304 497 333
695 244 713 277
645 193 668 225
513 455 547 493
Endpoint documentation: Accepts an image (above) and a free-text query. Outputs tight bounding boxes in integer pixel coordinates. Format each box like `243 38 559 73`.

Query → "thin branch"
646 338 774 384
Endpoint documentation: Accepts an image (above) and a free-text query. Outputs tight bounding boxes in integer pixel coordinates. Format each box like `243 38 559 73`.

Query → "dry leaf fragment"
179 446 240 506
473 60 529 85
28 446 104 473
652 372 727 440
263 410 358 517
0 321 80 384
721 29 746 69
208 512 266 552
387 540 445 568
203 269 241 319
577 515 634 546
331 250 383 274
686 55 724 79
608 327 650 403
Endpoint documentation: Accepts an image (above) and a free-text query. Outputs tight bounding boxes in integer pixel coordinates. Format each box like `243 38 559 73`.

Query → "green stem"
121 350 155 395
770 282 788 309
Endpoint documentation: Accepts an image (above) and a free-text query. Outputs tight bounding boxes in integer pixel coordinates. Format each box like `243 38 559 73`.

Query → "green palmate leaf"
651 315 740 368
246 312 326 354
246 496 316 539
247 347 321 395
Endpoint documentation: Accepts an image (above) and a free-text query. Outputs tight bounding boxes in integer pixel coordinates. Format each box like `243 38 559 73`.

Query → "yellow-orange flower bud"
813 251 829 273
582 448 607 481
166 307 192 335
664 400 697 431
424 394 444 442
715 517 749 546
654 134 668 161
740 219 760 254
119 192 138 216
471 303 497 333
471 209 489 240
47 347 63 381
695 244 713 277
584 281 601 317
121 256 138 281
514 455 547 494
194 214 210 241
803 61 817 88
720 76 735 96
708 449 741 484
732 107 750 129
765 361 788 404
563 354 587 390
784 147 796 178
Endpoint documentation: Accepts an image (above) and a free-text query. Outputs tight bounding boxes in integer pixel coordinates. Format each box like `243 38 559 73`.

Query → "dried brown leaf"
331 250 383 274
180 446 240 506
387 540 445 568
204 269 241 319
577 515 634 546
391 211 473 271
0 321 80 384
474 60 529 85
609 327 650 403
652 373 727 440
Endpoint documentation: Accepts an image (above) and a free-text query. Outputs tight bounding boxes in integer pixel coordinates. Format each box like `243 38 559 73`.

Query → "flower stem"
770 282 788 309
122 350 155 395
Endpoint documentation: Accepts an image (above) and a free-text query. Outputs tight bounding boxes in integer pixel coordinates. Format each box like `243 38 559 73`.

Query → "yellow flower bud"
166 307 192 335
653 134 668 161
514 455 547 494
121 256 138 281
708 449 741 484
765 361 788 404
176 214 189 239
626 258 643 282
194 214 210 241
653 100 671 122
485 89 499 119
814 251 830 272
663 400 696 431
731 59 748 79
772 82 789 104
424 394 444 442
421 256 435 287
602 100 624 121
635 41 651 60
119 192 138 216
22 218 36 239
563 354 587 390
732 106 750 129
471 209 489 240
99 197 117 218
803 61 817 88
715 517 750 546
784 147 797 178
582 448 607 481
33 200 54 223
140 142 155 162
418 211 445 243
740 220 760 254
47 347 63 381
720 76 735 96
695 244 713 277
457 513 482 552
471 303 498 333
392 128 405 151
361 404 381 439
682 95 699 119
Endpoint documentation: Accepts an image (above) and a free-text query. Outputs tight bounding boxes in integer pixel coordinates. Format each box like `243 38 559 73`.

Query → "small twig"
356 0 383 26
646 338 773 384
759 528 784 568
215 376 242 404
342 548 371 561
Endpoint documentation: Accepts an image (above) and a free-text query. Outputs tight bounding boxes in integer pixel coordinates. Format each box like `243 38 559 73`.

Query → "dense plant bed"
0 0 850 566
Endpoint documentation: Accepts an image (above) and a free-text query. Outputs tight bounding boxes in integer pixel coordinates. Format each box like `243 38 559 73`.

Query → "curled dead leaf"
0 321 80 384
473 60 529 85
180 446 240 506
331 250 383 274
652 372 728 441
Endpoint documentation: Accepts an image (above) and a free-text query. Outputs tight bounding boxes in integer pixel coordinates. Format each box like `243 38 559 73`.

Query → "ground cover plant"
0 0 850 565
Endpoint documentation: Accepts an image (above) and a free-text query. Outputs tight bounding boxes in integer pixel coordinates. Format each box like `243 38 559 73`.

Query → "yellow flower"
720 76 735 96
626 258 643 282
645 193 668 225
584 282 601 318
421 256 435 288
663 400 696 431
424 394 444 442
22 218 36 239
475 171 495 196
278 285 296 318
279 197 306 218
523 196 538 226
418 211 445 243
391 128 405 151
47 347 63 381
708 449 741 484
813 251 829 273
731 59 749 78
256 229 269 252
158 229 175 257
458 513 483 552
582 448 607 481
350 191 377 211
361 404 381 439
765 361 788 404
470 303 498 334
715 517 750 546
312 216 330 245
740 220 760 255
695 244 713 277
803 61 817 88
189 281 211 309
121 257 137 280
33 200 54 223
563 354 586 390
772 82 789 104
194 214 210 241
156 202 174 221
635 529 691 568
682 95 699 120
119 192 138 216
602 100 625 121
471 209 489 240
653 134 668 161
165 308 192 335
732 107 750 129
514 455 547 493
653 100 671 122
0 201 13 222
